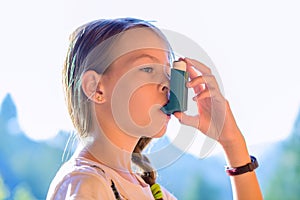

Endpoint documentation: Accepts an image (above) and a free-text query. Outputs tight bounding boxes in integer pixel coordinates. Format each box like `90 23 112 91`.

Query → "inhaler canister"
161 60 188 115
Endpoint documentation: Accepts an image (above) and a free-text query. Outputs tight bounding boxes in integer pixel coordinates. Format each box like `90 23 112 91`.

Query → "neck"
80 126 139 173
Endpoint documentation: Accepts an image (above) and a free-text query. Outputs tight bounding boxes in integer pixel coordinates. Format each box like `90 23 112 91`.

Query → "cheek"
110 82 168 137
129 84 157 125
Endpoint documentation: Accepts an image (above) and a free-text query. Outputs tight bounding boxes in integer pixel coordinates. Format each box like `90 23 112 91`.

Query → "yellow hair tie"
150 183 163 199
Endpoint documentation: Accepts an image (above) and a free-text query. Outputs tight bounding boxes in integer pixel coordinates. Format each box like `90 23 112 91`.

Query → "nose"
158 65 170 95
159 81 170 95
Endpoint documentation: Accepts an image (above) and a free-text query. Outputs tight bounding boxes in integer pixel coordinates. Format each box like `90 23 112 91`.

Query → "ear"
81 70 105 104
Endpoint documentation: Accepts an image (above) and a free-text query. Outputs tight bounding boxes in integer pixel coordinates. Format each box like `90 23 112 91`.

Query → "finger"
186 75 204 94
173 112 200 129
187 65 199 79
185 57 212 75
194 86 225 101
187 76 205 94
187 76 210 95
192 87 221 100
188 75 219 91
192 90 211 101
179 57 199 79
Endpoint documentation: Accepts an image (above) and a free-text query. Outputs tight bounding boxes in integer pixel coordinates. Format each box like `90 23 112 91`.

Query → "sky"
0 0 300 156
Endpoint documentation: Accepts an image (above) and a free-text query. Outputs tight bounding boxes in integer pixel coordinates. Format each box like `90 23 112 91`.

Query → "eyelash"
140 67 153 73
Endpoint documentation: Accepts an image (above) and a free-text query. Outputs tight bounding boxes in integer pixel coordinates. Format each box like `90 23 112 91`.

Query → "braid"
132 137 163 200
132 137 155 183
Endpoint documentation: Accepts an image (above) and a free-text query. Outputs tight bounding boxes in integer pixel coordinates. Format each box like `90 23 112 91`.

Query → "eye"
140 66 153 73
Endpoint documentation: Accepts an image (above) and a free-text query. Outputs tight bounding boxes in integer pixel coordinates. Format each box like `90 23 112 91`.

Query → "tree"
0 174 10 199
265 109 300 199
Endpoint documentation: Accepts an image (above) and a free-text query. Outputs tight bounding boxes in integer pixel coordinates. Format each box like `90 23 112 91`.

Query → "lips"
162 100 169 107
161 100 171 116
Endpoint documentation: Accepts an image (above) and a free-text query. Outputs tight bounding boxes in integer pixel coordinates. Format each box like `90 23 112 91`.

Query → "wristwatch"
225 156 259 176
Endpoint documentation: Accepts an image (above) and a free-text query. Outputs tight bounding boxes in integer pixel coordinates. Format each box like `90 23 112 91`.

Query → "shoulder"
47 158 115 200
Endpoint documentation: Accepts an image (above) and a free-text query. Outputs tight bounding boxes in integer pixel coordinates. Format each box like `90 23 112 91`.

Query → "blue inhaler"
161 60 188 115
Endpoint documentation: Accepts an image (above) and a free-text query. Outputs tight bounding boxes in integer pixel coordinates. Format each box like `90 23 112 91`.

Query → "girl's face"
100 47 171 138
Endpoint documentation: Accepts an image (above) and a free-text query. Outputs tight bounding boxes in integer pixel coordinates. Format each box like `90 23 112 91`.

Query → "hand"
172 58 263 199
174 58 242 146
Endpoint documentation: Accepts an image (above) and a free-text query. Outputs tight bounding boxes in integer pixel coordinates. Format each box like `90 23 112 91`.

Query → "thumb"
173 112 199 129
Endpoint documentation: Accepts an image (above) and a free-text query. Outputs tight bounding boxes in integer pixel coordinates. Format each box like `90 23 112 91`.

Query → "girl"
47 18 263 199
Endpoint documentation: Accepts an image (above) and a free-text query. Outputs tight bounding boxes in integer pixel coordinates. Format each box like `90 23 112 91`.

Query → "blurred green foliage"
184 173 223 200
265 118 300 200
0 94 66 199
0 175 10 199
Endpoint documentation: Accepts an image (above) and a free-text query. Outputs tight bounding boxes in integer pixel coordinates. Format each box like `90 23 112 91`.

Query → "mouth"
161 100 171 117
162 100 169 107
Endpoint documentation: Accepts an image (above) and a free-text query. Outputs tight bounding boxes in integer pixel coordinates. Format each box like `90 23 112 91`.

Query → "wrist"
217 102 245 148
221 135 252 167
225 155 258 176
219 128 246 150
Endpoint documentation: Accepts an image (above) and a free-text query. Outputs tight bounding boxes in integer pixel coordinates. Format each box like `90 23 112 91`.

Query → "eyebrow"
131 54 161 63
130 53 171 67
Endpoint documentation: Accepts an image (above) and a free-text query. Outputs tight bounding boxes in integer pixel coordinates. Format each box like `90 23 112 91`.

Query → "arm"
174 58 263 200
220 102 263 200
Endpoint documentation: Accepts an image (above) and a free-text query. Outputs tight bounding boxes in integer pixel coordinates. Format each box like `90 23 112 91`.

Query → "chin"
151 125 168 138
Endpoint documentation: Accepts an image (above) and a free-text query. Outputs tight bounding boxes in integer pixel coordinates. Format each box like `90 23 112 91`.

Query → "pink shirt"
47 157 177 200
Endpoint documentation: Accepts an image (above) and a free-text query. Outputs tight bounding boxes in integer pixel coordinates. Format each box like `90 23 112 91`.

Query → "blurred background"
0 0 300 199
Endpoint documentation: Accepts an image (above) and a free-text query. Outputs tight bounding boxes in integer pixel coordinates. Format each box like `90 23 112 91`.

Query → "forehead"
108 27 170 61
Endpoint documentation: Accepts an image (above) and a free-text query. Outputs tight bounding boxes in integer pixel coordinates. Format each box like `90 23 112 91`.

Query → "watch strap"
225 156 258 176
